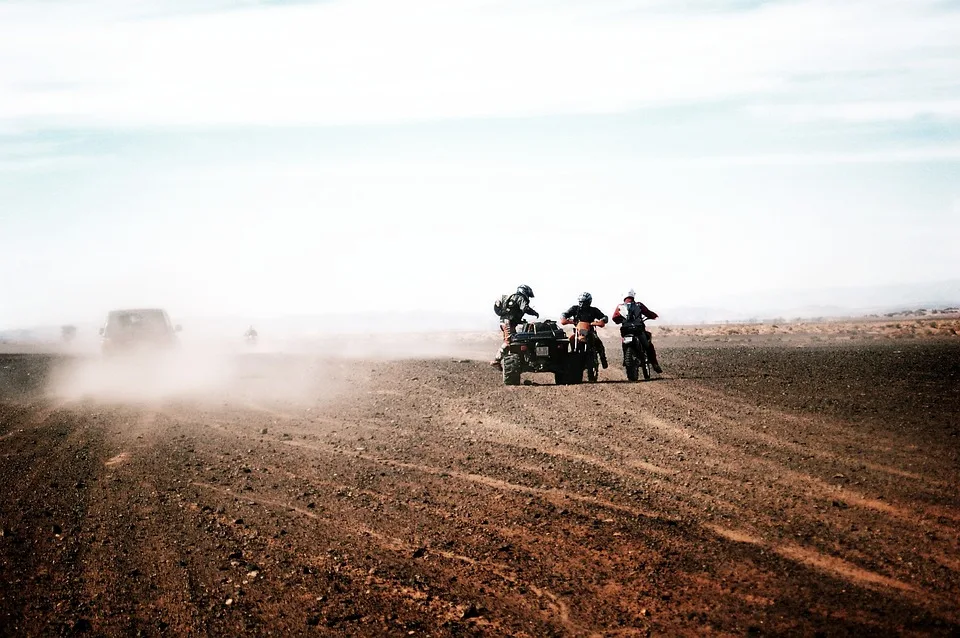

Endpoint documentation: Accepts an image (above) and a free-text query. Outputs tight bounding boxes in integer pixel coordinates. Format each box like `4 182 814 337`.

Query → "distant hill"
662 279 960 324
2 280 958 337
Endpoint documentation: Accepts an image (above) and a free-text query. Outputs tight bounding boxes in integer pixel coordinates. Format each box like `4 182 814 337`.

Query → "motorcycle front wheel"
587 352 599 383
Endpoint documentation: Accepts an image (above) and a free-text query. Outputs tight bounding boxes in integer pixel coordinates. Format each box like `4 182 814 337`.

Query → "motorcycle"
621 316 654 382
566 319 606 383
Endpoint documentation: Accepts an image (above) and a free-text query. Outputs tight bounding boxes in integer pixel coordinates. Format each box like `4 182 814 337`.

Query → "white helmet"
624 289 636 301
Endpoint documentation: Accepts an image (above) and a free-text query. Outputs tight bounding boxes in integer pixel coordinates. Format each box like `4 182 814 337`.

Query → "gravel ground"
1 336 958 636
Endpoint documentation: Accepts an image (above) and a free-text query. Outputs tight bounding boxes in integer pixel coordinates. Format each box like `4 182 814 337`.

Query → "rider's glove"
531 310 540 318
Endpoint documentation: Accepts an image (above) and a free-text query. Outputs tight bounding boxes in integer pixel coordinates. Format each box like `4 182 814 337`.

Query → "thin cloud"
0 0 957 129
747 100 960 123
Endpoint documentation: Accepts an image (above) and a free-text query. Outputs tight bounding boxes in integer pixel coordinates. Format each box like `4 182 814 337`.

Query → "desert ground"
1 317 958 636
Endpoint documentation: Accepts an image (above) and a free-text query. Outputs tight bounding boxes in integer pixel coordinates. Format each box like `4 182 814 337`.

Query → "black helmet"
517 284 534 298
578 292 592 306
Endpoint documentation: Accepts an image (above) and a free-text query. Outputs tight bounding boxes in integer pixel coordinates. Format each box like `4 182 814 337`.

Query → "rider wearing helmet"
612 289 662 373
560 292 609 369
491 284 540 368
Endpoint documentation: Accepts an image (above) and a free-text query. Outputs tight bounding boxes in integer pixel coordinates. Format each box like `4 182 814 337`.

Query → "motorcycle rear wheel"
623 345 640 382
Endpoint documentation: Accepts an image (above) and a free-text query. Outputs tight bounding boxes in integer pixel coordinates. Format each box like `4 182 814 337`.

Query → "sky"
1 0 959 329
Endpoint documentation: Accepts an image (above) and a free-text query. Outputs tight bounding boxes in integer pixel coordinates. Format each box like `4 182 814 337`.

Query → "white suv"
99 308 181 355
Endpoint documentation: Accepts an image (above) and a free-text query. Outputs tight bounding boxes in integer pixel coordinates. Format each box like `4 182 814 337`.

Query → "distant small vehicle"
61 325 77 343
244 326 258 346
99 308 181 355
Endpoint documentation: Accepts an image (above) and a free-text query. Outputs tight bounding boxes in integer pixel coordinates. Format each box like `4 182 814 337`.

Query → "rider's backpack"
494 294 521 319
493 295 507 317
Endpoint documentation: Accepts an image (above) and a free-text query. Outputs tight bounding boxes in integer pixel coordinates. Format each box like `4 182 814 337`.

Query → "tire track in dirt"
658 381 955 488
587 383 955 524
496 380 960 620
168 366 960 626
382 365 957 562
634 382 960 547
175 418 652 633
249 380 952 632
156 396 667 635
191 479 586 634
158 399 671 530
6 348 958 636
707 524 918 593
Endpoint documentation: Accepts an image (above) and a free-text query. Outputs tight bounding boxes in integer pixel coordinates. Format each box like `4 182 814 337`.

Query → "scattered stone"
228 550 243 560
259 428 268 435
225 598 233 606
306 615 321 626
412 546 427 559
641 608 651 617
832 500 849 509
233 518 244 525
72 618 93 633
833 473 846 479
461 603 482 620
52 524 62 535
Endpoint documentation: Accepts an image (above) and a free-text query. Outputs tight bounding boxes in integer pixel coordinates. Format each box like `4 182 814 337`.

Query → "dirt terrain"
1 331 959 636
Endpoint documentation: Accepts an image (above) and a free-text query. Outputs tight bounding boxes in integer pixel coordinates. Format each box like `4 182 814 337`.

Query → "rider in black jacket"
491 284 539 368
560 292 608 369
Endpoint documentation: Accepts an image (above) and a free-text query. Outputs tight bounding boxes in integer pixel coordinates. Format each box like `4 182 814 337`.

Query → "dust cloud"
47 347 337 406
42 329 497 407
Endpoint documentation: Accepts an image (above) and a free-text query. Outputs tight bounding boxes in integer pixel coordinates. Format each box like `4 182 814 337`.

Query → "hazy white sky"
2 0 959 328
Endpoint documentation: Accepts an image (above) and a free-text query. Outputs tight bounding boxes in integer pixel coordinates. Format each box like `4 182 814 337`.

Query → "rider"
612 289 662 373
244 325 258 339
560 292 609 369
491 284 539 368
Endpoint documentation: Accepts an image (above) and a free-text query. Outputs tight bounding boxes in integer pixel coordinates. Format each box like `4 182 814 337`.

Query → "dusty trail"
1 340 958 636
